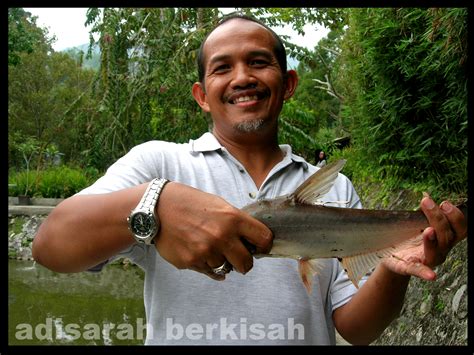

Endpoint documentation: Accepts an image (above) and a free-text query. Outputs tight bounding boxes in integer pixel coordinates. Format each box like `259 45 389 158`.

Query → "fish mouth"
225 89 268 105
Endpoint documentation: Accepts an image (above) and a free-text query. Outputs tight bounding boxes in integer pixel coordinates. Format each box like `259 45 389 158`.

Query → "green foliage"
8 8 50 66
8 7 344 171
9 171 33 197
336 8 467 198
9 166 99 198
8 7 467 207
37 167 89 198
79 8 214 169
279 100 319 162
8 43 98 170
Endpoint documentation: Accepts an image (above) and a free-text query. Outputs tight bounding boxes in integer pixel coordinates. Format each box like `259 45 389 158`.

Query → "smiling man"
33 14 467 345
192 16 298 189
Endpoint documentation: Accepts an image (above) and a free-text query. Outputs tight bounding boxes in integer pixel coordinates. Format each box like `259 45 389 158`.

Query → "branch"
313 74 344 102
320 45 341 56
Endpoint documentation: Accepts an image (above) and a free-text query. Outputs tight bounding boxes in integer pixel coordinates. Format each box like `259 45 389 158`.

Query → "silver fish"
243 159 465 293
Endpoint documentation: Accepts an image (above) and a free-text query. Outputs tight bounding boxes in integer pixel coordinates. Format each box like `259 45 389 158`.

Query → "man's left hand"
381 194 467 280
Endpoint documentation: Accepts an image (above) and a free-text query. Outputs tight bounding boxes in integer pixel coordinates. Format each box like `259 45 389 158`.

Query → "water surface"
9 259 146 345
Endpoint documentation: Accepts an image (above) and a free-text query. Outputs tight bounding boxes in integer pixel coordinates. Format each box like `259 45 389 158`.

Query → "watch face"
130 212 155 238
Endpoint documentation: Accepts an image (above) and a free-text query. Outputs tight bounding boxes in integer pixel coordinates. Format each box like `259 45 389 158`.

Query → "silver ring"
211 261 233 276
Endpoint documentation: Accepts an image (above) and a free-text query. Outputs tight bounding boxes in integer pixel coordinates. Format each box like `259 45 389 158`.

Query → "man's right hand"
155 182 273 280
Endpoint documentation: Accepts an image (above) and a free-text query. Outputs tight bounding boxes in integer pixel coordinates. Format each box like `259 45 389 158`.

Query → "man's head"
197 14 288 84
192 14 298 139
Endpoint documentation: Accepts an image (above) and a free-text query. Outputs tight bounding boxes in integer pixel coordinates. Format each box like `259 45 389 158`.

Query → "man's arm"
32 182 273 275
333 195 467 345
32 183 149 272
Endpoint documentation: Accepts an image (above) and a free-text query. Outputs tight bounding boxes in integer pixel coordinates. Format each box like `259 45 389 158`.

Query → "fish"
242 159 467 293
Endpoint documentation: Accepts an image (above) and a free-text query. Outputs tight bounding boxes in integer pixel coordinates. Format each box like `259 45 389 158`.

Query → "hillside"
62 43 100 71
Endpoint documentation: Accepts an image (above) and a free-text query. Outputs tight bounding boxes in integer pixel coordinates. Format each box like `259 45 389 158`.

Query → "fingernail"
263 230 273 241
427 228 436 241
244 260 253 274
440 201 452 213
422 192 435 210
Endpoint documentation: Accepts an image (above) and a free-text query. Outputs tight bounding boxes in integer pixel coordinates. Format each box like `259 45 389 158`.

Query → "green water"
8 259 146 345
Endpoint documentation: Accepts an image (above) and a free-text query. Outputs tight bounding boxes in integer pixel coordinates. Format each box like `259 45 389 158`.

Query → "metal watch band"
128 177 169 245
138 178 169 212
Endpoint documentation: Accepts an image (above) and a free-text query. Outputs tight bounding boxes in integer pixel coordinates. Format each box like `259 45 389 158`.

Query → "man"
33 14 467 345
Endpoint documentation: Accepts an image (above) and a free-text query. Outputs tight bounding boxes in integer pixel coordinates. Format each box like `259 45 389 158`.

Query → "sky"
24 8 329 53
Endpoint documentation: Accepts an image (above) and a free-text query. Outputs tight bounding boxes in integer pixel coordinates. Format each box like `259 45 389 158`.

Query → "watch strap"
138 178 169 213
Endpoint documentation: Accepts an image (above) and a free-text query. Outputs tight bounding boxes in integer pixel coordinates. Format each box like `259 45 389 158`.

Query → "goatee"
235 119 266 133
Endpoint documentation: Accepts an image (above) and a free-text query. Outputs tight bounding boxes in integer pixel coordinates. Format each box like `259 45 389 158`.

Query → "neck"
213 131 283 189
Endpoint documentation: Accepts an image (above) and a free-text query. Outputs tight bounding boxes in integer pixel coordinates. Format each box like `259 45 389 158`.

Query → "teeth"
233 95 258 104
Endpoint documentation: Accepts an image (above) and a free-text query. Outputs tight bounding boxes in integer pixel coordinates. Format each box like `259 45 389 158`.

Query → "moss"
9 216 27 235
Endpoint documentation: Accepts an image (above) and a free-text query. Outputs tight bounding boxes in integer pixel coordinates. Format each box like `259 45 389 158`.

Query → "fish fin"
292 159 347 205
341 253 383 288
298 258 325 294
341 234 425 288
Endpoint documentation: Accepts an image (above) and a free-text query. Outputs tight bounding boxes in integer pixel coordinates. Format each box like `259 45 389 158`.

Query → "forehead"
202 19 277 63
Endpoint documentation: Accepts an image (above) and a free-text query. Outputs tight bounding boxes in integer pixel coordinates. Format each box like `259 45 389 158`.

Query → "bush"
37 167 89 198
8 170 34 197
8 165 100 198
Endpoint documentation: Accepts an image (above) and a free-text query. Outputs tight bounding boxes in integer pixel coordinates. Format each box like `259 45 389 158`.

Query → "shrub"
37 166 89 198
8 166 100 198
8 170 35 197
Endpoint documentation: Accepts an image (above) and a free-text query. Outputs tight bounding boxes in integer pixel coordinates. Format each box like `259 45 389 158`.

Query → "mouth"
226 89 268 105
232 95 259 104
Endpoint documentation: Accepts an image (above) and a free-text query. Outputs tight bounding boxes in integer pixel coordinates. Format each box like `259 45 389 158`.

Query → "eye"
213 64 230 73
250 59 268 67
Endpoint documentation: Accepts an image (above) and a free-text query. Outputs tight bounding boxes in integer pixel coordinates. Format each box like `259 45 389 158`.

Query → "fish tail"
298 258 325 294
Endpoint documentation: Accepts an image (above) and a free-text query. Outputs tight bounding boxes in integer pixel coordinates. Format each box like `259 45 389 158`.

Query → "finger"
404 260 437 281
206 256 228 270
422 227 443 267
439 201 468 245
222 240 253 274
237 213 273 254
420 193 454 250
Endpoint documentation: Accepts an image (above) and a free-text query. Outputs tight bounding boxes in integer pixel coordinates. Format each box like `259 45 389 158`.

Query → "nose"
230 63 258 89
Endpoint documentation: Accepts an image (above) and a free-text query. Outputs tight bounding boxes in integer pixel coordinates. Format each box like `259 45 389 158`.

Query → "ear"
192 82 210 112
283 69 298 100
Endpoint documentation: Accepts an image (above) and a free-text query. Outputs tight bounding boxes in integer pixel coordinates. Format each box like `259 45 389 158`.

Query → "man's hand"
154 182 273 280
381 193 467 280
334 194 467 345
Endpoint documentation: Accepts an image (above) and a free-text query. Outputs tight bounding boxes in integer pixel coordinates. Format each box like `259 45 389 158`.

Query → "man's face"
192 19 297 139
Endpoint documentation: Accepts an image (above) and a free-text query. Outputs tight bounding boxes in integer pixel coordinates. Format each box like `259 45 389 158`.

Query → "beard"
234 119 267 133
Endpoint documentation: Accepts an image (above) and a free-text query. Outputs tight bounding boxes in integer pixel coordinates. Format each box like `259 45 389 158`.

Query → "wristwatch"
127 178 169 245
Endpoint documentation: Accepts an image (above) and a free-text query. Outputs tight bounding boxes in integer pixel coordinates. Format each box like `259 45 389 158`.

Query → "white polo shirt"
79 132 363 345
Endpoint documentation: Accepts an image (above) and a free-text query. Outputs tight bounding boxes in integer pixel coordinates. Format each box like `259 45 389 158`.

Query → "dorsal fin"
292 159 346 204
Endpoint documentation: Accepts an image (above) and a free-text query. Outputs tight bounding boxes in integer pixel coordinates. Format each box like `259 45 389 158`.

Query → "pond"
8 259 146 345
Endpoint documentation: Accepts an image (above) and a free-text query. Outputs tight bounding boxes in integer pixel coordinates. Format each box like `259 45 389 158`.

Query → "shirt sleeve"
77 142 165 195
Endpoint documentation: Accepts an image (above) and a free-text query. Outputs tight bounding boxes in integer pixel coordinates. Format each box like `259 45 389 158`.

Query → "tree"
336 8 467 194
8 42 97 169
8 8 52 66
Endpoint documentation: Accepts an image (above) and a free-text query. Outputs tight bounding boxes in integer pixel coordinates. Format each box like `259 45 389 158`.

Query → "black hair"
196 13 288 84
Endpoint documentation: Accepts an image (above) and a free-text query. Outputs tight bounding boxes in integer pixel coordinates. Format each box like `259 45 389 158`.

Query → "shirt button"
249 192 257 199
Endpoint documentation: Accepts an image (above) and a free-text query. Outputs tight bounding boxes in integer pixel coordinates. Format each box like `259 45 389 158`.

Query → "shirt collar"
280 144 309 170
189 132 223 153
190 132 308 169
